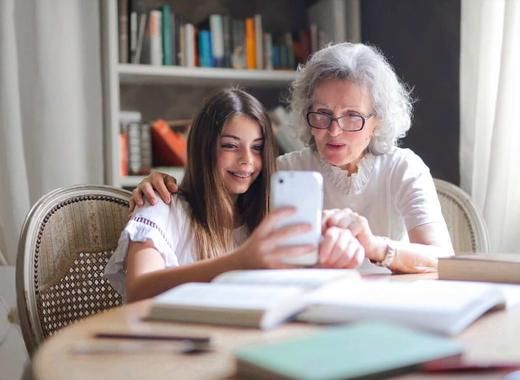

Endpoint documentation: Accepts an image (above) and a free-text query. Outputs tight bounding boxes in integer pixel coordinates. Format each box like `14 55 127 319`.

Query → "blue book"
198 30 213 68
235 321 463 380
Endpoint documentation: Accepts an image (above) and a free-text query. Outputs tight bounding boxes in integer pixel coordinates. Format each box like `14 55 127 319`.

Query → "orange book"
120 130 129 176
151 119 188 167
245 17 256 69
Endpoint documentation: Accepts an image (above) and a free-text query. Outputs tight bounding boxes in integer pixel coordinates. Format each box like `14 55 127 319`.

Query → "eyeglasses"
306 111 375 132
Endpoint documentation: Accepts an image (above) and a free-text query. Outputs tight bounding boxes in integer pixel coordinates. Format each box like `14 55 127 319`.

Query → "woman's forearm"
387 242 450 273
385 223 454 274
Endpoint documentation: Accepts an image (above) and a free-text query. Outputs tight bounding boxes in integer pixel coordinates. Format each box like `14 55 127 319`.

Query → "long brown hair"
179 88 277 260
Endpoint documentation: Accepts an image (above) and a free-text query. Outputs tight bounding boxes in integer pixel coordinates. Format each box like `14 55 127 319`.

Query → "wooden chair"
16 185 131 355
434 178 489 253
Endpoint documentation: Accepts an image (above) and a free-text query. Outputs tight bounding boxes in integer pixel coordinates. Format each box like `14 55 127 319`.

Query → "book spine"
198 30 213 67
263 33 273 70
310 23 318 54
209 14 224 67
129 11 138 60
140 123 152 174
254 14 263 70
161 4 172 65
170 12 177 65
284 32 294 69
132 13 147 64
231 19 245 69
245 17 256 69
184 23 196 67
178 23 185 66
151 120 188 167
120 125 128 176
118 0 128 63
272 45 280 69
127 122 141 175
149 10 162 66
222 15 232 67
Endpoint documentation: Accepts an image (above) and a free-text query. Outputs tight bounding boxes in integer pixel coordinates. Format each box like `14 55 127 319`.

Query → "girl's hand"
130 171 178 211
318 226 365 268
322 208 385 262
235 207 317 269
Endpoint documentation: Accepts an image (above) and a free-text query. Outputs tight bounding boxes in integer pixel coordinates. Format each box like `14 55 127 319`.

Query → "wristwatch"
372 238 397 269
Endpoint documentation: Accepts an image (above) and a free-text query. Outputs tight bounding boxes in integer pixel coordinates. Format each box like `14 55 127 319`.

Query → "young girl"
105 88 363 302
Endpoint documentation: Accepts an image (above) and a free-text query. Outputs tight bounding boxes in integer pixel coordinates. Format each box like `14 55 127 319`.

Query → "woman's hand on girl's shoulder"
129 171 178 211
234 207 317 269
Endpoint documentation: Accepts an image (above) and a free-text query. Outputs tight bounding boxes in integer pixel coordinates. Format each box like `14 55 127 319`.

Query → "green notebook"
234 321 463 380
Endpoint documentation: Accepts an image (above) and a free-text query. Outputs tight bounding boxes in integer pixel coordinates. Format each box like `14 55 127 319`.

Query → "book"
117 0 128 63
161 4 172 65
147 269 360 330
234 321 463 380
298 279 506 336
131 13 148 64
245 17 256 69
198 30 213 68
254 14 263 70
209 14 224 67
119 111 142 176
150 119 187 167
127 122 152 175
148 10 162 66
221 15 232 67
438 254 520 284
231 19 245 69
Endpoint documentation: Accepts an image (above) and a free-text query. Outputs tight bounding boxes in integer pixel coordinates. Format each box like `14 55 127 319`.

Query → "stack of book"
119 112 189 176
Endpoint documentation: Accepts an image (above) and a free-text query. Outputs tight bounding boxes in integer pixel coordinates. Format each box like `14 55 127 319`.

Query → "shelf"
118 64 297 87
119 167 185 188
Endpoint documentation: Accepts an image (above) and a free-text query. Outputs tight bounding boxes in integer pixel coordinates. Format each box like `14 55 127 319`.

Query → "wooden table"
32 274 520 380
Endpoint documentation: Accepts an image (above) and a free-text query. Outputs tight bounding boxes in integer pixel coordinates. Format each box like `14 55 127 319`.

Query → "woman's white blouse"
104 195 248 300
277 147 446 242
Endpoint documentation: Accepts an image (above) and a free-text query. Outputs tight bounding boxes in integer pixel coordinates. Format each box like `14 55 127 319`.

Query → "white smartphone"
270 171 323 266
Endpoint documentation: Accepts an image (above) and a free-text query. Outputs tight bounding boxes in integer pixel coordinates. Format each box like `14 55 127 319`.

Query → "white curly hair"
289 42 414 154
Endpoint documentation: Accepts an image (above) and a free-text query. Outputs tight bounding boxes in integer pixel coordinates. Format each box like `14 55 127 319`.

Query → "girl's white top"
104 195 248 301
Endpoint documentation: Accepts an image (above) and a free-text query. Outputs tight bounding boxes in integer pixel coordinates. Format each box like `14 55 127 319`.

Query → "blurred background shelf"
120 166 185 189
118 64 297 87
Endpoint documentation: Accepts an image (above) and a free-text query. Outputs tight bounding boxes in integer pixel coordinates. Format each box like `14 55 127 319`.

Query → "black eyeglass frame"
306 111 376 132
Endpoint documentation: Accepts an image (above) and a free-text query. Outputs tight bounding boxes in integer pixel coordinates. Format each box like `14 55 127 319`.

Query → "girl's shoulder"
131 193 191 225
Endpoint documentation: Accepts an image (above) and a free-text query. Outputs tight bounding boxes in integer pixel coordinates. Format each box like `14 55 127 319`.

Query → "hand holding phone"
270 171 323 266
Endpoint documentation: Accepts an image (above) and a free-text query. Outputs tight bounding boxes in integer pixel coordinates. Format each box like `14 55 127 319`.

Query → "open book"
147 269 360 330
298 279 506 336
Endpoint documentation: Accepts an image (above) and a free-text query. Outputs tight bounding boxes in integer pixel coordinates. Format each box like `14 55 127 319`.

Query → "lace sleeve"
104 198 181 299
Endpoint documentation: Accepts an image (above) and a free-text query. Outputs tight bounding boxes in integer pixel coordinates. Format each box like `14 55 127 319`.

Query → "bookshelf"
118 64 297 86
101 0 359 189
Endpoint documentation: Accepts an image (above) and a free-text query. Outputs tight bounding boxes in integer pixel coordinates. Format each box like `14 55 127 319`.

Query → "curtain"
0 0 104 265
460 0 520 252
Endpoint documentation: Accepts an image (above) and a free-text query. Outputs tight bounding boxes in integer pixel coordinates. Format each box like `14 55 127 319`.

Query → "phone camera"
279 179 284 184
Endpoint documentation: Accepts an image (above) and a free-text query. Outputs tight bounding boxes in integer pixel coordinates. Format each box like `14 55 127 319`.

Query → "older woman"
131 43 454 273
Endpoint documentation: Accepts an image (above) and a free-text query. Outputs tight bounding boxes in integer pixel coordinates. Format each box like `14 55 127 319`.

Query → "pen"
71 341 212 355
93 332 211 344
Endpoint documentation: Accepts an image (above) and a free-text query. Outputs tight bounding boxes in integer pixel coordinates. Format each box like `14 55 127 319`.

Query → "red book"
120 130 129 176
151 119 187 167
